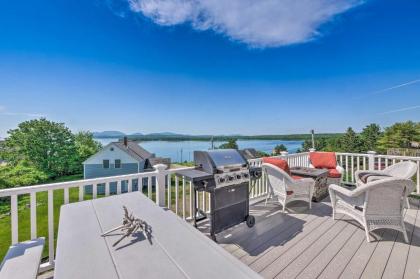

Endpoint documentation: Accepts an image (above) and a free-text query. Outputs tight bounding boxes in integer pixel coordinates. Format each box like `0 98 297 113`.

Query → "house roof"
114 141 154 161
83 140 154 164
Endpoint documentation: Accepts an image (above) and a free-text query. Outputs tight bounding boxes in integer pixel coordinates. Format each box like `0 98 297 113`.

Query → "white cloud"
370 79 420 95
126 0 362 47
0 105 44 118
379 105 420 115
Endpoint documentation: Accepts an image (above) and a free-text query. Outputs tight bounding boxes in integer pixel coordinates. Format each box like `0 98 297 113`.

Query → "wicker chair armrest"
354 170 385 186
328 184 358 197
336 164 345 174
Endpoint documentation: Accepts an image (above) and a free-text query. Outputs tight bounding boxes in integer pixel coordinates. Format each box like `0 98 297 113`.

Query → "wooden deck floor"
198 197 420 279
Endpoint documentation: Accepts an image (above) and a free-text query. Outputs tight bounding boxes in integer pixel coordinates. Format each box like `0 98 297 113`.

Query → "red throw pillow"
309 152 337 169
328 169 342 178
263 157 291 176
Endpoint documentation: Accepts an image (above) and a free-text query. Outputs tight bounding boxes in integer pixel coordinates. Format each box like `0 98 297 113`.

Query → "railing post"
367 151 376 171
154 164 168 207
309 148 316 152
280 151 289 157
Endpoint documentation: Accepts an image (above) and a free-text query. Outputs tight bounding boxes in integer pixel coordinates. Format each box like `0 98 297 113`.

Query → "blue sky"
0 0 419 137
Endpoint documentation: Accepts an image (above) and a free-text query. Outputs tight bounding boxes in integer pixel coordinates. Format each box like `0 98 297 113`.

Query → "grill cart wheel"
246 215 255 228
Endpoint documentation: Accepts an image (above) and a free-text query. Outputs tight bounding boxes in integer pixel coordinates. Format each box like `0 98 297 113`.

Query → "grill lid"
205 149 247 168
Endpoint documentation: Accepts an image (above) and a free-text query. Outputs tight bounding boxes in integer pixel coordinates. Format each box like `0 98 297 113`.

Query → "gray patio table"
54 191 261 279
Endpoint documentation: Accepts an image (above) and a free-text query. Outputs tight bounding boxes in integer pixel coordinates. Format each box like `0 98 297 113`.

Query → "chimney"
123 136 128 147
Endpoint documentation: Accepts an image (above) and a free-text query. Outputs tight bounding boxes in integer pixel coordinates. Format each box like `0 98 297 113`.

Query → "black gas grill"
175 149 261 241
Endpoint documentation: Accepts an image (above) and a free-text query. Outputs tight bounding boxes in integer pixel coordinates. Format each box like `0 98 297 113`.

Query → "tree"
255 150 270 157
300 137 327 152
73 131 102 173
218 139 238 149
273 144 288 155
1 118 77 178
377 121 420 153
0 162 48 189
360 123 382 152
340 127 362 153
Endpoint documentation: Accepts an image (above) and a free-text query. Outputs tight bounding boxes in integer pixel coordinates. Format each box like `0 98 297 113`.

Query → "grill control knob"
243 173 249 179
228 175 234 182
236 174 242 180
218 177 225 183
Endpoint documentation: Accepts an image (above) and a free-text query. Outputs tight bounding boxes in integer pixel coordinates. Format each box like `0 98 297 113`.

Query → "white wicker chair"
355 161 418 209
329 178 414 243
262 163 315 212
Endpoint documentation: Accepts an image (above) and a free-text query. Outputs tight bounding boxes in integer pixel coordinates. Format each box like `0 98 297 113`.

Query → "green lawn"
0 174 199 262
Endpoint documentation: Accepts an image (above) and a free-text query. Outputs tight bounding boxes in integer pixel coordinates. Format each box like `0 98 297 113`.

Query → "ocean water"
96 138 303 162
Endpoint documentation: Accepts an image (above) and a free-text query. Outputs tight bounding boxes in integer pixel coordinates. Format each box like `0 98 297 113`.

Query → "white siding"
83 144 139 165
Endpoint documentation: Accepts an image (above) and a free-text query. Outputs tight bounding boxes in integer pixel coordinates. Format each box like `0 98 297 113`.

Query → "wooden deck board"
209 198 420 279
360 228 400 279
317 225 366 279
382 199 419 279
252 214 336 274
403 198 420 279
277 221 352 278
295 220 359 279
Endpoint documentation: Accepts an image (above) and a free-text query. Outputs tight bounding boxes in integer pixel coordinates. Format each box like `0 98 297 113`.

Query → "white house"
83 137 170 179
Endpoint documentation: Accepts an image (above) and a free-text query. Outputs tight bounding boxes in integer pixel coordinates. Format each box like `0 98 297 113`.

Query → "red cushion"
262 157 291 176
292 175 303 180
287 191 294 195
328 168 342 178
309 152 337 169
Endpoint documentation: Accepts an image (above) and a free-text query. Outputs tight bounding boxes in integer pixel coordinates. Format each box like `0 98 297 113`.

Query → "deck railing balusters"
48 189 54 266
175 175 179 215
147 177 152 199
127 179 132 192
182 176 186 219
11 195 18 244
79 186 84 201
105 182 110 196
64 188 69 204
93 183 97 199
1 152 420 273
167 174 171 209
190 181 194 219
30 192 37 239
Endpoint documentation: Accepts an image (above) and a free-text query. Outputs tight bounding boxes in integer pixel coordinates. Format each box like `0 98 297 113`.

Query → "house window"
115 159 121 169
103 160 110 169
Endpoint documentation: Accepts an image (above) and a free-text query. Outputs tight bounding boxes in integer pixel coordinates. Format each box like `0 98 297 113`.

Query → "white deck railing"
0 151 419 272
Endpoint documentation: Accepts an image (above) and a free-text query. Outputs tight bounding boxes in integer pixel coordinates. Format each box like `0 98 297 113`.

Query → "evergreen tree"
360 123 382 152
273 144 288 154
377 121 420 152
340 127 362 153
218 138 239 149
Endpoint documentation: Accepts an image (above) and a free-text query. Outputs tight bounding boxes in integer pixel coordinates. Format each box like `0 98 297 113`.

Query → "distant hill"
146 132 184 136
92 131 126 138
93 131 343 141
126 133 343 142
